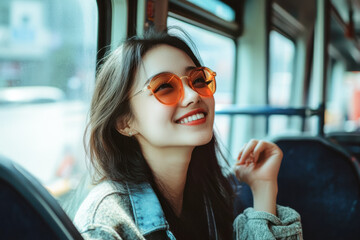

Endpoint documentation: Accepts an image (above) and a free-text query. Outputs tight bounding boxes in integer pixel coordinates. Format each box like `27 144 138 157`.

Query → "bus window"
324 59 346 132
268 30 296 135
167 17 236 147
186 0 235 22
0 0 98 199
342 72 360 131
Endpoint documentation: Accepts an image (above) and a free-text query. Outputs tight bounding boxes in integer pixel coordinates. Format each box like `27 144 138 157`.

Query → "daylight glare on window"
186 0 235 22
268 30 295 135
269 30 295 106
0 0 98 199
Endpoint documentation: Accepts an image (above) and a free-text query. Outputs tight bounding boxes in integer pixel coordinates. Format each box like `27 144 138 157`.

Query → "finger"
245 152 254 164
236 143 249 165
245 158 253 167
252 140 267 163
238 139 258 165
236 143 247 162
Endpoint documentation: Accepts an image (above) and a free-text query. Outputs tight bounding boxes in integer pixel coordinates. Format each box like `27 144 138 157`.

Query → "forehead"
136 44 196 82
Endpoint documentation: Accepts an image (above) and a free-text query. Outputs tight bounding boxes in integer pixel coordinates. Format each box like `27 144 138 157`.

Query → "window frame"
168 0 243 39
96 0 128 68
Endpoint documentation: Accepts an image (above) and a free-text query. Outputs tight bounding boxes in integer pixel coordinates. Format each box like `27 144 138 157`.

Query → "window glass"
0 0 98 198
333 71 360 132
268 30 296 135
186 0 235 22
269 30 295 106
167 17 235 147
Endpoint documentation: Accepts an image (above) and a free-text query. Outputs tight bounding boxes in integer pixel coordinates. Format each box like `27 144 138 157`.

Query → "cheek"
131 98 175 132
204 97 215 121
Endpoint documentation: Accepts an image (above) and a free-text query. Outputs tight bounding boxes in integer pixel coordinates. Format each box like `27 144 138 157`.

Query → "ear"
115 116 138 137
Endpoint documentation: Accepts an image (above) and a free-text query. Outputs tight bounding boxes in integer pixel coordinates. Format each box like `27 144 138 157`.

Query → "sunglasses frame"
131 66 216 105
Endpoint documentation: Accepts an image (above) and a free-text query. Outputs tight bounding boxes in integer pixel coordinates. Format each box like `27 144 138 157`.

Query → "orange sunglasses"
131 67 216 105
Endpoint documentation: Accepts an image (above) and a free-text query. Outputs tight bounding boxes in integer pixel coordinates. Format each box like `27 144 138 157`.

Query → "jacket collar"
126 182 173 236
126 181 217 240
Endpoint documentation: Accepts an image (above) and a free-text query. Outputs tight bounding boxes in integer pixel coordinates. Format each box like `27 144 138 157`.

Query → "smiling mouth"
176 112 206 124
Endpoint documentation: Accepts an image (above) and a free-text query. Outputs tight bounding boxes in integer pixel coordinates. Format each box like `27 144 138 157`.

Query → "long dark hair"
85 28 234 239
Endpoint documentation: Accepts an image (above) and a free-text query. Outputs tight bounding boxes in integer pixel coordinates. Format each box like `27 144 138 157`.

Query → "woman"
74 28 302 239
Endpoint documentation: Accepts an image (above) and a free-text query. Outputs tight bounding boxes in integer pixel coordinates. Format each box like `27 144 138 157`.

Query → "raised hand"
233 139 283 214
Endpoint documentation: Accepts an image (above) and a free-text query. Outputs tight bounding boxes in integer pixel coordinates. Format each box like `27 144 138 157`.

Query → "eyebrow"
142 66 197 86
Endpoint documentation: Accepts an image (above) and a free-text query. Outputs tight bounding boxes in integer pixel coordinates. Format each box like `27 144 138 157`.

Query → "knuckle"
249 139 258 144
278 148 283 156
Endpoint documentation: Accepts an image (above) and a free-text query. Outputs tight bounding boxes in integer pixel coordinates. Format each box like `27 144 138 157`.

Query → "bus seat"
231 175 253 215
0 156 83 240
272 136 360 240
327 132 360 161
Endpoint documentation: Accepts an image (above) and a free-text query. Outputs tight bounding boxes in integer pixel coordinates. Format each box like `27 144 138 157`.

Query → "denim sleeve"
233 205 303 240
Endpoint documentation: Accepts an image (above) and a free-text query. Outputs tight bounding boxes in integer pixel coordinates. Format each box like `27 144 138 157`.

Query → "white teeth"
178 113 205 124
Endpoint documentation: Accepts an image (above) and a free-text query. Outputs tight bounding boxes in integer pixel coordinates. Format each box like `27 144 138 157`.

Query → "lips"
175 109 207 124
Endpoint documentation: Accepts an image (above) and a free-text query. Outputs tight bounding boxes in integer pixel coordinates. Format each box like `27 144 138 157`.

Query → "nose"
179 77 201 107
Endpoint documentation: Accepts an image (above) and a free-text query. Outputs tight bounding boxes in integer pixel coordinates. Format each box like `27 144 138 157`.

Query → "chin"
189 131 213 146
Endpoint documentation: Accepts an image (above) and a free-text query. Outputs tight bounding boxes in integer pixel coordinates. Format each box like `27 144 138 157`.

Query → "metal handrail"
215 104 325 136
215 105 322 117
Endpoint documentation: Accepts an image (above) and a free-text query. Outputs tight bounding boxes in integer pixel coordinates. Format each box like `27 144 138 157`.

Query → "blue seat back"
0 156 83 240
273 136 360 240
327 132 360 161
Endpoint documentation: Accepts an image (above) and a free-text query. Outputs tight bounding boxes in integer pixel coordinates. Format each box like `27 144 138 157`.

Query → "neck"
141 144 194 216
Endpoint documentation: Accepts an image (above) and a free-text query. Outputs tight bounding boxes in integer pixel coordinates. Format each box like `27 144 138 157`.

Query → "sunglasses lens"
189 68 216 96
149 73 182 105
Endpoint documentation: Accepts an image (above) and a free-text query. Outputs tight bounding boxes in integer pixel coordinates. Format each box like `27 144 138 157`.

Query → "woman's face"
127 44 215 149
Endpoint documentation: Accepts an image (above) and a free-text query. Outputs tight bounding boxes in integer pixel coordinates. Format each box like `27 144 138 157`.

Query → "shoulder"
74 180 144 239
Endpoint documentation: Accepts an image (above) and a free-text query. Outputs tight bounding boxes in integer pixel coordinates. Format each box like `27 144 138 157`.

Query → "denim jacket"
74 180 303 240
126 181 177 239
